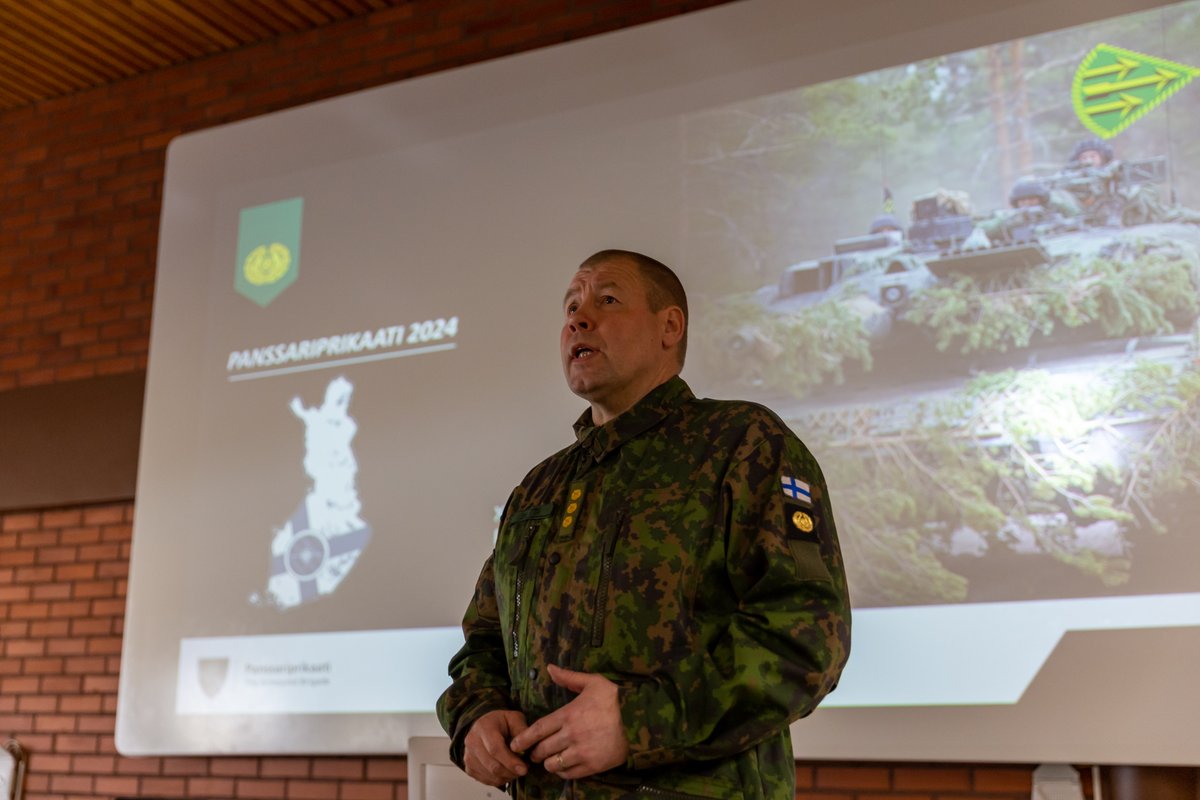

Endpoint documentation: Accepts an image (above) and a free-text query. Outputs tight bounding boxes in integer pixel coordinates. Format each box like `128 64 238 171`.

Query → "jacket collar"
572 375 692 462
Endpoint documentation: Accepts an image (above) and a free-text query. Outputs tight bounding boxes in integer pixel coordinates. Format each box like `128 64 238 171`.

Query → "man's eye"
602 295 617 304
566 303 577 314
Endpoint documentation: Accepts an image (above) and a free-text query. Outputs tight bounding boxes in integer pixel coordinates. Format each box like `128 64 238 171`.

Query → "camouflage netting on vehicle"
905 234 1200 355
698 293 873 396
808 360 1200 607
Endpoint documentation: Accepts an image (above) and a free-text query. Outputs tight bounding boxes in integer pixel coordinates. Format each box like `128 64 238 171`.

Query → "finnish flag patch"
781 476 812 505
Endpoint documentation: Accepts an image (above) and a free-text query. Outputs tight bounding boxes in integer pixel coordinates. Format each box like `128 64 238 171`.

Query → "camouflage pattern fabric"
1058 160 1200 227
437 377 851 800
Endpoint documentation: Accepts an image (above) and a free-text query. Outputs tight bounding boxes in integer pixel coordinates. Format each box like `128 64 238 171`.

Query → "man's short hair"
580 249 688 366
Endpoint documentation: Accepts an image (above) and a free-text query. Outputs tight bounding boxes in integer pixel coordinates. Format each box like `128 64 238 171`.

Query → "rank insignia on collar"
781 475 812 505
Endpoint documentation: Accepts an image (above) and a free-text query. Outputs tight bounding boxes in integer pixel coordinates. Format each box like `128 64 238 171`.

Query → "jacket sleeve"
617 426 852 769
435 551 515 768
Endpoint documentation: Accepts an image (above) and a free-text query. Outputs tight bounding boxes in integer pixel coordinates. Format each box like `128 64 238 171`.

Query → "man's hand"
462 709 529 787
509 665 630 780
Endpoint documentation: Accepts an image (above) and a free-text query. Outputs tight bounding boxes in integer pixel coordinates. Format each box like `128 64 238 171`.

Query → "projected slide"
119 0 1200 763
683 3 1200 710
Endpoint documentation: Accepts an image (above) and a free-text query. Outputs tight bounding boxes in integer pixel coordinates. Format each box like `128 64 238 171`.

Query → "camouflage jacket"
436 377 851 800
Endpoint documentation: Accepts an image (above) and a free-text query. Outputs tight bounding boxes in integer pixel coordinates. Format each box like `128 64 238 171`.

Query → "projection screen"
118 0 1200 763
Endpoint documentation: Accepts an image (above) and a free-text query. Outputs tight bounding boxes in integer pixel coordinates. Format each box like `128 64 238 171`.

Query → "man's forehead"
565 259 641 295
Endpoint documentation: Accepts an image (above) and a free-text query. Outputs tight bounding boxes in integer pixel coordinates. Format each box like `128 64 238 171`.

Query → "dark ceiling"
0 0 411 113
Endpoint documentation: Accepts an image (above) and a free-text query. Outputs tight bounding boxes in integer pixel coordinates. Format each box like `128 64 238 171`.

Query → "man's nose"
569 311 592 331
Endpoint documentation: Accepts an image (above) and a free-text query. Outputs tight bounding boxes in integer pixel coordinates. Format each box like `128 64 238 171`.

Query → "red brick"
312 758 364 780
287 779 340 799
5 637 45 658
366 760 407 781
72 617 112 635
78 713 117 733
41 675 82 693
116 756 164 775
55 733 99 753
60 526 101 545
189 776 238 796
261 758 309 778
162 756 209 776
0 585 32 602
49 773 93 793
46 636 88 655
82 675 119 693
0 549 36 567
74 579 116 598
32 582 73 601
142 776 189 797
340 782 395 800
36 545 78 564
91 598 126 617
0 713 34 729
893 766 971 791
35 714 78 733
61 694 104 713
83 506 125 525
49 600 91 617
19 530 59 547
17 695 57 715
28 752 72 773
2 513 41 531
55 562 97 581
816 766 892 790
94 774 140 795
212 757 261 777
79 542 120 560
235 778 287 798
974 767 1034 793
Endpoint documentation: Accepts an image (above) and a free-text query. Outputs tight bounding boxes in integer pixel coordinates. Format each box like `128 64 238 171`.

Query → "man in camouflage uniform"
977 176 1082 245
437 249 851 799
1058 137 1200 226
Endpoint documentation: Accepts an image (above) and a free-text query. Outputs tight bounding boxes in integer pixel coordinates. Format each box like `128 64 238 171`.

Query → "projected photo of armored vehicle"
706 169 1200 402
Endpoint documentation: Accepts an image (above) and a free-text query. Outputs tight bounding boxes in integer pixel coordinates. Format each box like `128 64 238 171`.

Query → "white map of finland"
260 376 371 610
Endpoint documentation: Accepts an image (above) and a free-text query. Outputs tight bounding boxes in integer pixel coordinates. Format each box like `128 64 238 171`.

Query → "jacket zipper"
637 787 714 800
591 511 623 646
511 521 537 660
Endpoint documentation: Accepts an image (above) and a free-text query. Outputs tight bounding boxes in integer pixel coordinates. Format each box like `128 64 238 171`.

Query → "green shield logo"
235 197 304 307
1073 44 1198 139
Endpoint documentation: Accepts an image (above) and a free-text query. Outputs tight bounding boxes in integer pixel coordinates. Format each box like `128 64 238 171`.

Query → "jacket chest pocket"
495 504 554 661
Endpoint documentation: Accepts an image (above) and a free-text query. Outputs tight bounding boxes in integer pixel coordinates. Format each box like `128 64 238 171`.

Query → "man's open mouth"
572 345 595 359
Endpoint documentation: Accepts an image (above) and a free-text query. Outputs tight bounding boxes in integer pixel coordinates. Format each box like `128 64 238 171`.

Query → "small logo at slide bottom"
198 658 230 698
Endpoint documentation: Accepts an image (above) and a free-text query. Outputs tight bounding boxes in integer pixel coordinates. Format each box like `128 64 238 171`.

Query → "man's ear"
661 306 685 350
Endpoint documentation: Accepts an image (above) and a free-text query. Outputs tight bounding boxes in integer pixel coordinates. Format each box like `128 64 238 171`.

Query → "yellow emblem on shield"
243 242 292 286
793 511 814 533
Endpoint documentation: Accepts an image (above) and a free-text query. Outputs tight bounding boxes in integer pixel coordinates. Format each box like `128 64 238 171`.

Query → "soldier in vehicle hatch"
437 249 851 799
977 177 1082 245
1056 137 1200 227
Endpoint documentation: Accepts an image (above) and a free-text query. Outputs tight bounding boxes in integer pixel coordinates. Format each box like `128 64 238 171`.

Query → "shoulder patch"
785 501 820 544
781 475 812 506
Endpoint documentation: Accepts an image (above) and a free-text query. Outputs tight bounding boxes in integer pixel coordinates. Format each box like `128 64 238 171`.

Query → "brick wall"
0 1 1090 798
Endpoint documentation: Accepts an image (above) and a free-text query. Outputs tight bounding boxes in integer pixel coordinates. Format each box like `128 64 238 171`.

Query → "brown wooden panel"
0 373 144 512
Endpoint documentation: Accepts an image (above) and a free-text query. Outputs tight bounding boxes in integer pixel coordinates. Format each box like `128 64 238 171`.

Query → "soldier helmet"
1070 137 1114 165
1009 176 1049 208
869 213 903 234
